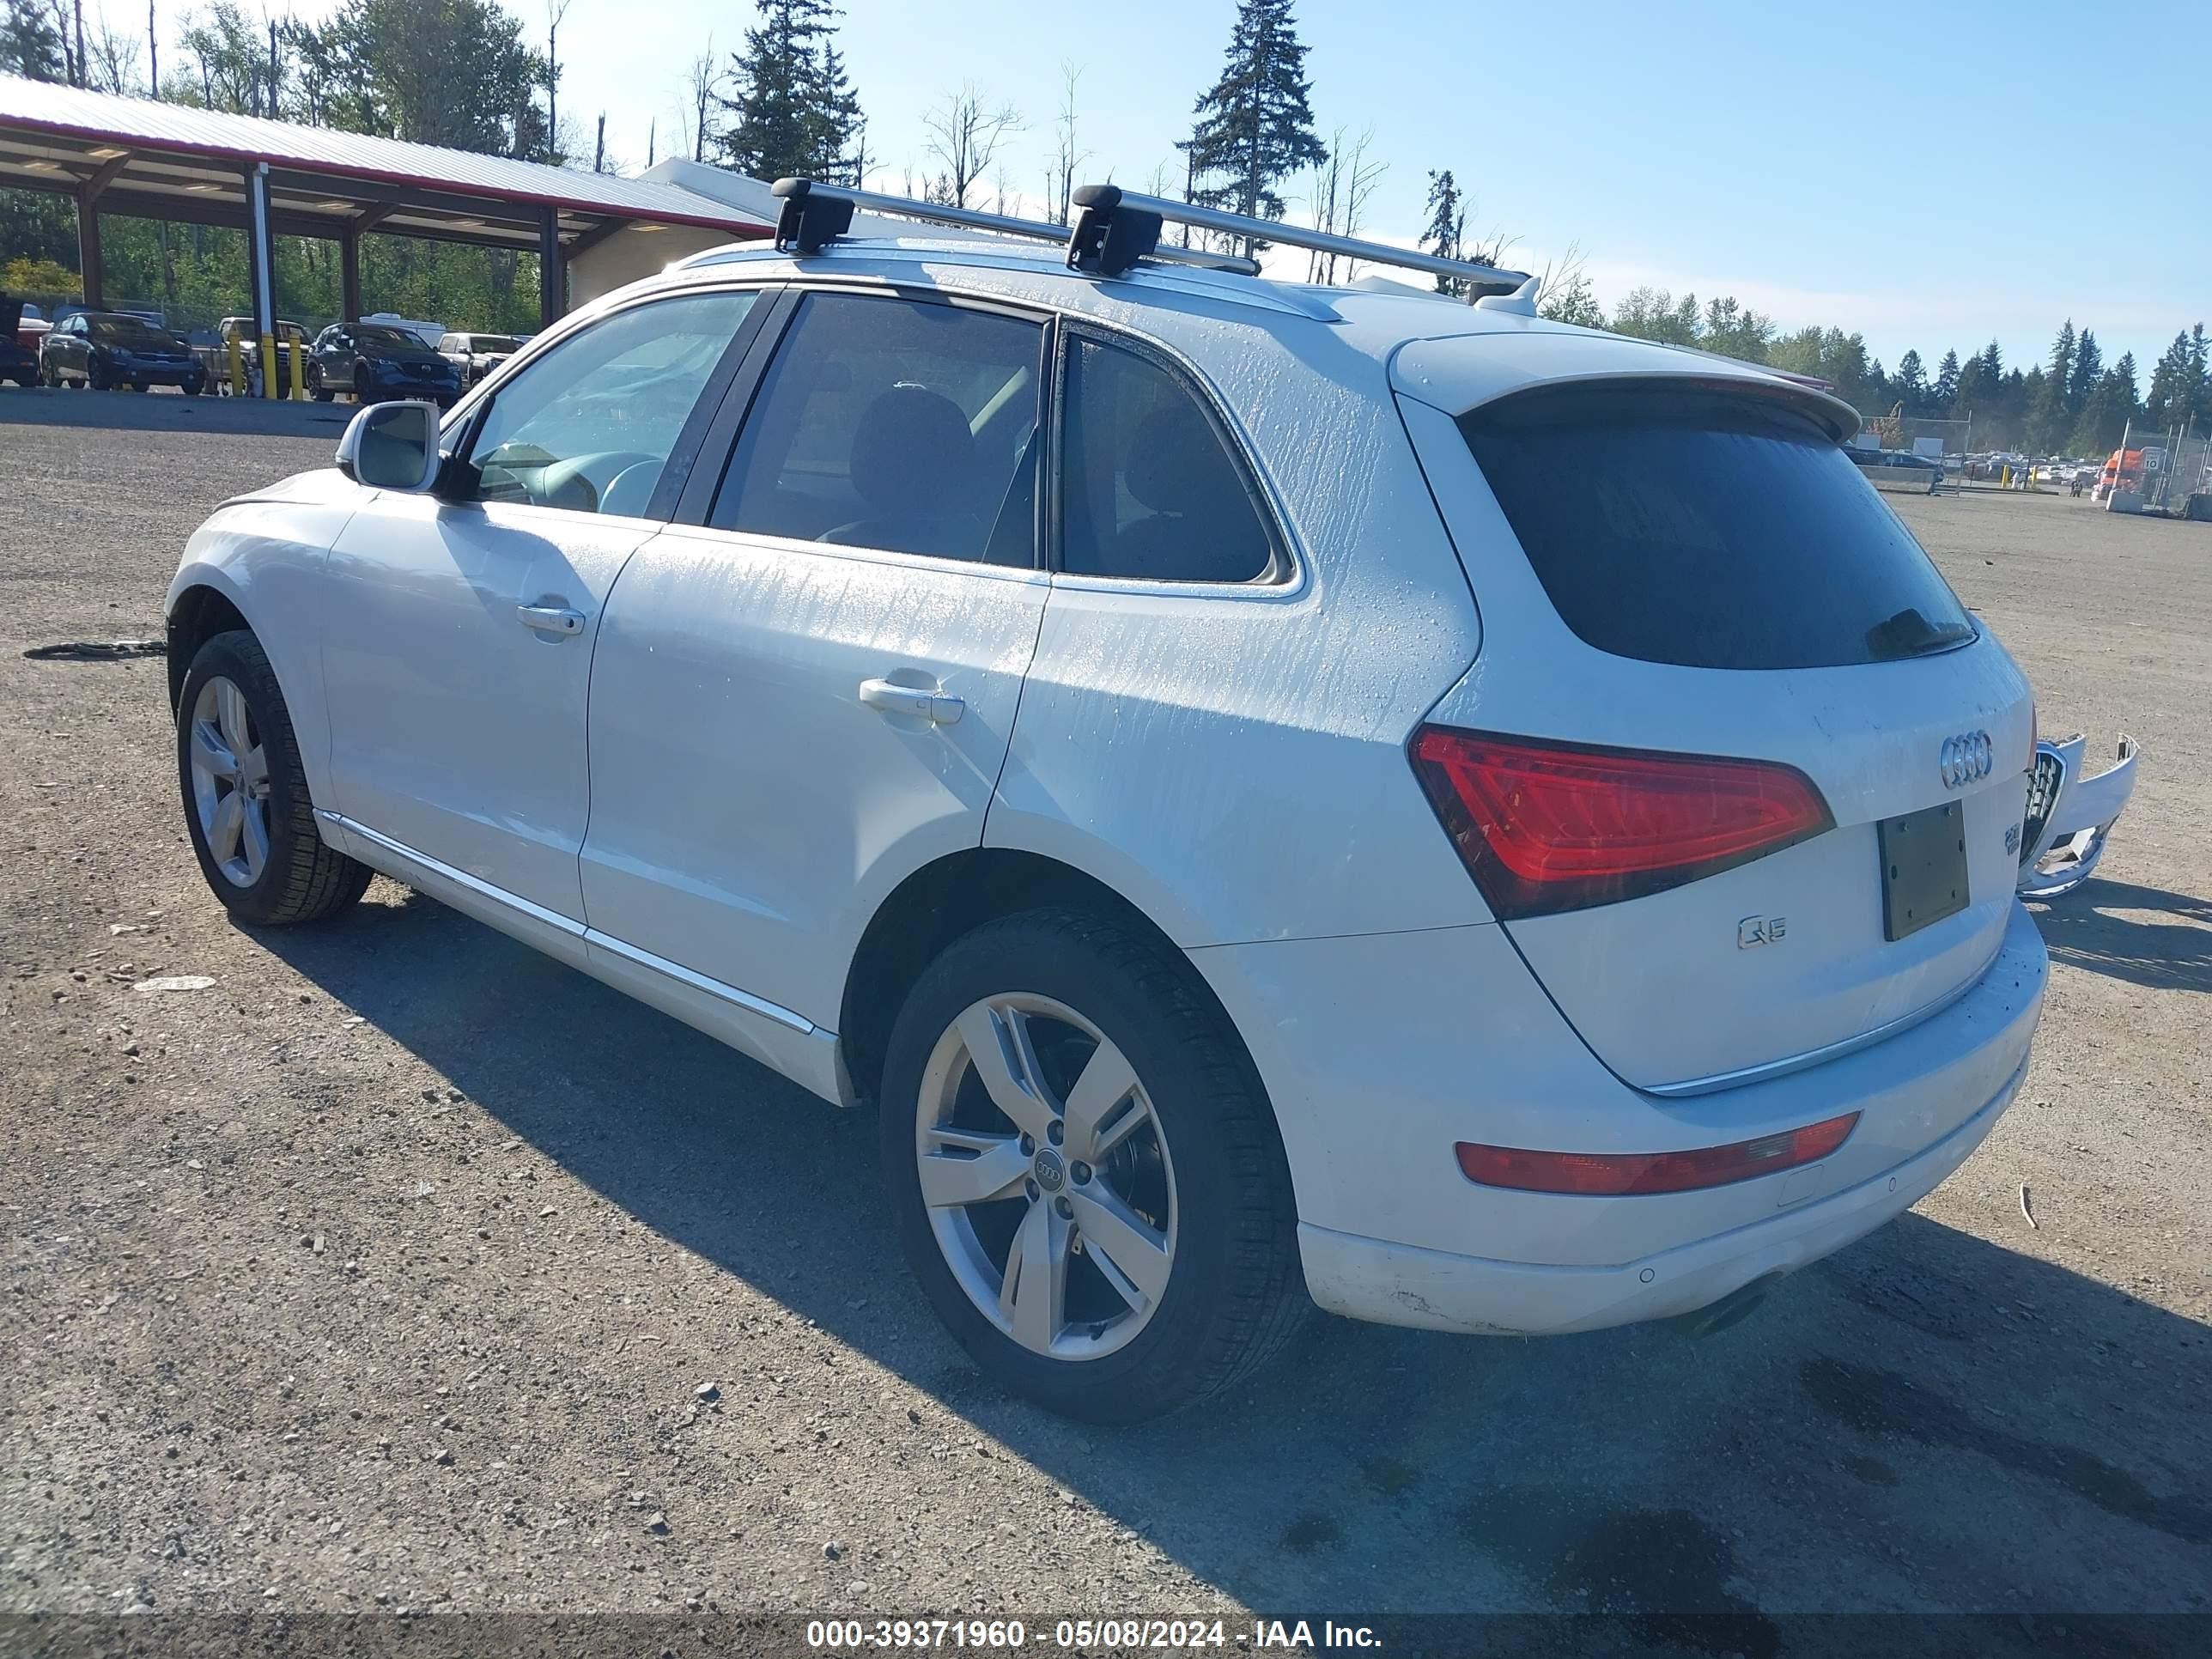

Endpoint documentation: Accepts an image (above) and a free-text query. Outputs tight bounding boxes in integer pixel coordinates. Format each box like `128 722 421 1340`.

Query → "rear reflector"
1455 1113 1859 1196
1410 726 1833 919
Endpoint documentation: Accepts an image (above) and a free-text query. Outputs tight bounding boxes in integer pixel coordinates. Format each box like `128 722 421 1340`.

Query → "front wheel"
177 630 373 926
308 363 331 402
880 908 1307 1423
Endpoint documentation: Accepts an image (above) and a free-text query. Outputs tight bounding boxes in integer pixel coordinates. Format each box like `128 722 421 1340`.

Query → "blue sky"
219 0 2208 378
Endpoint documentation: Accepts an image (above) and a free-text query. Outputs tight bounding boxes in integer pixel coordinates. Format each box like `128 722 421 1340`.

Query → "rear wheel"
177 631 373 926
880 908 1307 1423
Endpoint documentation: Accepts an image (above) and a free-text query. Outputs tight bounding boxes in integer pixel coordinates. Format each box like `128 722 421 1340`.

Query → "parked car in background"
166 191 2046 1421
361 312 448 349
1846 447 1942 491
210 317 313 395
437 331 526 388
307 321 463 405
0 294 40 386
40 310 205 392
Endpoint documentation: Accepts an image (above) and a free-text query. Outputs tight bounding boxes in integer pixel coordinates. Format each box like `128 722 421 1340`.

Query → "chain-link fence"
1857 412 1973 461
2100 418 2211 517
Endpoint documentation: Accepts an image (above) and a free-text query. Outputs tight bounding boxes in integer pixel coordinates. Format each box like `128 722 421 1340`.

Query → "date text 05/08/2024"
805 1619 1383 1650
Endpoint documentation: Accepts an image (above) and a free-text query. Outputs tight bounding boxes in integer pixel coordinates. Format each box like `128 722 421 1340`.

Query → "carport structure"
0 75 772 354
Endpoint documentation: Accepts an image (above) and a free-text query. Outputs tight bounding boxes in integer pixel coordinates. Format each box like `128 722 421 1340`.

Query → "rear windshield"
1458 382 1977 670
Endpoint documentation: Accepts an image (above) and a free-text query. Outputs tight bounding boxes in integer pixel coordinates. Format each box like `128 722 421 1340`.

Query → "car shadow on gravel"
256 888 2212 1619
2030 878 2212 994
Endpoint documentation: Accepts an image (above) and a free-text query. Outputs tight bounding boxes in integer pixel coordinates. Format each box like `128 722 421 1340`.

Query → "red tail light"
1410 726 1833 920
1455 1112 1859 1195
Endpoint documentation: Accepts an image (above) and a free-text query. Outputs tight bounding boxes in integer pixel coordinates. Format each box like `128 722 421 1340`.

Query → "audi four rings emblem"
1940 731 1995 789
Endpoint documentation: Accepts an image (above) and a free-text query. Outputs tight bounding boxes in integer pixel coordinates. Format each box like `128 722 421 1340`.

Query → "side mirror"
336 400 442 493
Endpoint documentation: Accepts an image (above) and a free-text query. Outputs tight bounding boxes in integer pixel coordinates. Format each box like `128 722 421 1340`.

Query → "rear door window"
1459 382 1976 669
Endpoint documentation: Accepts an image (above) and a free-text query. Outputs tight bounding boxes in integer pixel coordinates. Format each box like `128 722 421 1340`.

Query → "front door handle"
859 677 964 725
517 603 586 637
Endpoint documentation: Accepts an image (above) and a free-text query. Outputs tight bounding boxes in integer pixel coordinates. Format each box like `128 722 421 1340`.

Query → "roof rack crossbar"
769 177 1261 276
1073 184 1530 292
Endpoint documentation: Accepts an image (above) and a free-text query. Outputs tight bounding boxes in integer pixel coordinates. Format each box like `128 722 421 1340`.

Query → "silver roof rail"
769 177 1530 295
769 178 1259 276
1071 185 1531 293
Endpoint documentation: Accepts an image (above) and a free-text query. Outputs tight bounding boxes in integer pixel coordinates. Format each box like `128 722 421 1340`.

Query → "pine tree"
1420 169 1466 295
2068 328 2101 417
2143 330 2194 427
1894 349 1928 413
1934 349 1961 412
1182 0 1328 255
714 0 862 184
0 0 65 78
2191 323 2211 430
2031 321 2074 452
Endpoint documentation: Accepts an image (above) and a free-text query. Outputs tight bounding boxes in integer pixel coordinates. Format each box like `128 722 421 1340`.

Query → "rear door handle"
859 677 963 725
517 603 586 637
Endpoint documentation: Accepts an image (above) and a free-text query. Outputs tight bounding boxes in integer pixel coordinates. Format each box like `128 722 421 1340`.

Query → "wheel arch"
838 848 1259 1116
166 579 252 716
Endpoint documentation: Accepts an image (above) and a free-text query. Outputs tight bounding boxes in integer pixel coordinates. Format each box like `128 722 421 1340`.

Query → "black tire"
131 380 149 392
183 379 204 397
176 630 373 926
309 364 331 402
88 356 110 392
879 907 1307 1423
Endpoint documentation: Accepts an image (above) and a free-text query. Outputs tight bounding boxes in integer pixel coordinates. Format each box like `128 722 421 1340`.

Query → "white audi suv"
166 185 2046 1421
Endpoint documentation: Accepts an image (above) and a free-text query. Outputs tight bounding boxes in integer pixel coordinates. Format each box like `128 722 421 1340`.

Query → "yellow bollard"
258 333 277 398
227 335 244 396
289 338 305 402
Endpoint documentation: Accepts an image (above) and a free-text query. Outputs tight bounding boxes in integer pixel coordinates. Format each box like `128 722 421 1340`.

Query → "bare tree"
921 83 1022 210
545 0 572 165
678 41 718 164
1335 128 1385 281
1297 128 1385 283
846 116 870 189
1303 131 1343 283
1047 62 1086 226
88 8 143 92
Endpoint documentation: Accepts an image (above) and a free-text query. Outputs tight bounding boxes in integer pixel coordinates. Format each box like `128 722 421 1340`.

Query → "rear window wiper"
1865 607 1976 660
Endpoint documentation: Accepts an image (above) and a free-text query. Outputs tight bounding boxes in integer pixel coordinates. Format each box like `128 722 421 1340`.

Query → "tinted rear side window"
1458 383 1975 669
1059 337 1275 582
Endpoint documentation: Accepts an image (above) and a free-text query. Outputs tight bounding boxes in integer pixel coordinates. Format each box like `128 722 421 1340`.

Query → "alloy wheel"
186 675 273 887
915 994 1178 1361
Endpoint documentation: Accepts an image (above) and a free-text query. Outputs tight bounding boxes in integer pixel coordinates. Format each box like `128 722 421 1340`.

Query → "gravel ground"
1 395 2207 1633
